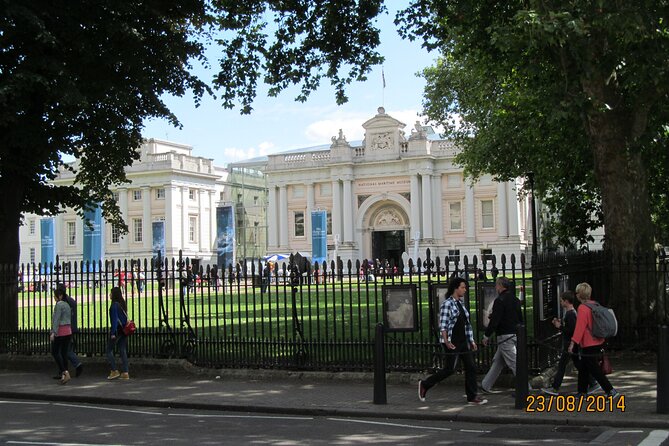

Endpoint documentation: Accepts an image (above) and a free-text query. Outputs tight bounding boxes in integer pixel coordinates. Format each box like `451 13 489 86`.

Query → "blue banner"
83 205 104 263
40 218 56 266
216 205 235 270
152 221 165 262
311 210 327 264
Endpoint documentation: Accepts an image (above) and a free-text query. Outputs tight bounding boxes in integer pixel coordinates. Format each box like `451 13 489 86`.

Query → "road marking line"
618 430 644 433
0 401 50 405
166 413 313 420
8 441 121 446
52 402 161 415
638 430 669 446
460 429 491 433
327 418 453 432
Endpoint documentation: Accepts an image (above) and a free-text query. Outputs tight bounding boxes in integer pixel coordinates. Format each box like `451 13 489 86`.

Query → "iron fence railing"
0 249 666 373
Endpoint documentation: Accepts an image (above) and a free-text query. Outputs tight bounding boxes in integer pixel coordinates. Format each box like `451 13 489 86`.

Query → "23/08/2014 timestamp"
526 394 626 413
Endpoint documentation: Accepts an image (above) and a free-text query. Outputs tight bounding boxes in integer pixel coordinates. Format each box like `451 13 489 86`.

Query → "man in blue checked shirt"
418 277 488 405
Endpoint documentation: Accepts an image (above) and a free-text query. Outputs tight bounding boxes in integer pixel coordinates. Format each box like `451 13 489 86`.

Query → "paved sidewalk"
0 353 665 428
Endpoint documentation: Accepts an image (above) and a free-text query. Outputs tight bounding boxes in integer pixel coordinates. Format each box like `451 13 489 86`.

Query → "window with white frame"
111 224 120 244
326 211 332 235
481 199 495 229
112 191 120 202
448 249 460 264
67 221 76 246
449 201 462 231
29 248 36 263
294 211 305 237
132 218 143 243
189 188 196 200
189 215 198 243
133 190 142 201
29 219 36 235
155 188 165 199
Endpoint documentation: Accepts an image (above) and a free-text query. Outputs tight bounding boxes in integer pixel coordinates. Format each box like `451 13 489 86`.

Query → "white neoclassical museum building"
261 107 535 267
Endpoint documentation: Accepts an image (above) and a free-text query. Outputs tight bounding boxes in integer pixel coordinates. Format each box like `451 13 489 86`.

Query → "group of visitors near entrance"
417 277 620 405
50 284 130 384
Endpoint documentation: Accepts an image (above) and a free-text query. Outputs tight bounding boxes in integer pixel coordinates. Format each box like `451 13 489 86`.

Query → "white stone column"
507 182 520 238
343 178 353 242
279 185 288 248
165 185 179 255
465 182 476 241
181 186 189 251
199 189 207 252
306 182 315 244
410 174 421 240
332 180 342 242
421 173 433 240
267 186 277 248
432 174 444 241
142 186 152 253
209 190 217 259
497 181 508 238
118 188 129 252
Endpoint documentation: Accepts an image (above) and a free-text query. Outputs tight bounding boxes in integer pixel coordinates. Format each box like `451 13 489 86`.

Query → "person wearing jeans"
481 276 523 392
106 287 130 380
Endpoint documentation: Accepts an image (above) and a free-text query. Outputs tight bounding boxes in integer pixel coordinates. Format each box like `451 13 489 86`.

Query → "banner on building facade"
83 205 104 264
311 210 327 265
152 221 165 263
216 205 235 270
40 218 55 267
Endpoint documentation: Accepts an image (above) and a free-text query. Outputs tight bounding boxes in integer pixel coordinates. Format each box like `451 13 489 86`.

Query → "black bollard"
658 325 669 414
515 323 529 409
373 322 387 404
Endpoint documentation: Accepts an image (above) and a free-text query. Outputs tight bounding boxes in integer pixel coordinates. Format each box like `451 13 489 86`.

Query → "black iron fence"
0 249 666 373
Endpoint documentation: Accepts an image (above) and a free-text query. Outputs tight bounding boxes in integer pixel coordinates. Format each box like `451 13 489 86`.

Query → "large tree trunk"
583 77 657 333
0 176 23 332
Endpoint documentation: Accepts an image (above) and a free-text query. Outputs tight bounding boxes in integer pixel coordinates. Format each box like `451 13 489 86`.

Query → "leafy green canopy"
397 1 669 250
0 0 385 264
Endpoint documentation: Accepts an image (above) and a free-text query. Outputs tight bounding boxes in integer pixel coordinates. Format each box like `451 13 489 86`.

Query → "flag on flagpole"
382 68 386 88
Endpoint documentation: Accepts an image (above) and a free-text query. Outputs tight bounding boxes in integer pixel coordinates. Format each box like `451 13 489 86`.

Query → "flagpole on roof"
381 66 386 107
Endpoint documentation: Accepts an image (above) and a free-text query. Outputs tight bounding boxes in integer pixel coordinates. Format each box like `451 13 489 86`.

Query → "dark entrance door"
372 230 406 265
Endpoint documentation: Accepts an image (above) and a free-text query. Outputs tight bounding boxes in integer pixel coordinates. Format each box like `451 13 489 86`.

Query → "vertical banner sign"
311 210 327 265
216 205 235 270
152 221 165 262
83 205 104 264
40 218 56 266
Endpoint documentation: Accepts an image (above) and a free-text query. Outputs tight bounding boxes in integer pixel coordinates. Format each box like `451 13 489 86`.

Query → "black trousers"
51 335 71 374
423 342 478 401
576 345 613 394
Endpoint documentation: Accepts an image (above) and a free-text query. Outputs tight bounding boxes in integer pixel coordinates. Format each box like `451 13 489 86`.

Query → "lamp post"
527 172 538 258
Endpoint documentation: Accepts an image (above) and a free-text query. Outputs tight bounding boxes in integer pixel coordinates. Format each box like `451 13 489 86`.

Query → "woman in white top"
50 287 72 384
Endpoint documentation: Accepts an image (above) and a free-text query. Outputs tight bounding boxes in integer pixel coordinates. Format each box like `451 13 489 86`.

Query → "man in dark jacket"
53 283 83 378
480 276 522 392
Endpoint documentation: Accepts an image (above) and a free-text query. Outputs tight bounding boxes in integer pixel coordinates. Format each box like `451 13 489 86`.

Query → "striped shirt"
439 296 474 344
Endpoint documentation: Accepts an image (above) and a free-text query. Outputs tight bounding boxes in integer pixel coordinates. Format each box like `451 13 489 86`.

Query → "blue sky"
141 10 438 166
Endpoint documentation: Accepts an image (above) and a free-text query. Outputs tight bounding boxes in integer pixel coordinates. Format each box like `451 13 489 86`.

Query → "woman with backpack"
568 282 619 398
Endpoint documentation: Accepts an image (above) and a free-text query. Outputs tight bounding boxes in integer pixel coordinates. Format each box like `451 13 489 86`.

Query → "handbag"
121 307 136 336
599 351 613 375
123 319 137 336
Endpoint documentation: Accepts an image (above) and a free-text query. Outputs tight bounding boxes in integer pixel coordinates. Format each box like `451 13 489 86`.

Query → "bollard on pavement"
658 324 669 414
373 322 387 404
515 323 529 410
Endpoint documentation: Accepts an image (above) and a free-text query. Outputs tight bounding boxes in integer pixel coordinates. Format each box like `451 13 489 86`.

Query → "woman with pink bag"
106 287 130 380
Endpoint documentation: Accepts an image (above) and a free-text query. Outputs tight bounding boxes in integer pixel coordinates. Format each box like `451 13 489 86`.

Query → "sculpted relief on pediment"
371 132 394 151
374 208 403 227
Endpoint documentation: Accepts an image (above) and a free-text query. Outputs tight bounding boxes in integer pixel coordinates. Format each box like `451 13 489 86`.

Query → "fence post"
373 322 387 404
515 323 529 409
659 324 669 414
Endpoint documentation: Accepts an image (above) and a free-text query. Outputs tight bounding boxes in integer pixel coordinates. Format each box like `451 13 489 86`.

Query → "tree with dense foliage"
0 0 384 330
397 0 669 252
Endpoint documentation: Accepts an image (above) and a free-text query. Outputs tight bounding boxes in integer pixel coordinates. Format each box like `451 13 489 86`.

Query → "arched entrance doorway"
366 204 410 266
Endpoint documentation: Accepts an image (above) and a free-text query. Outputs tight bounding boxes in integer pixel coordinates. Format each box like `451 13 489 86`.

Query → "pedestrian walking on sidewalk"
480 276 523 393
50 286 72 384
418 277 488 405
541 291 598 395
568 283 619 398
52 283 83 379
106 287 130 381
